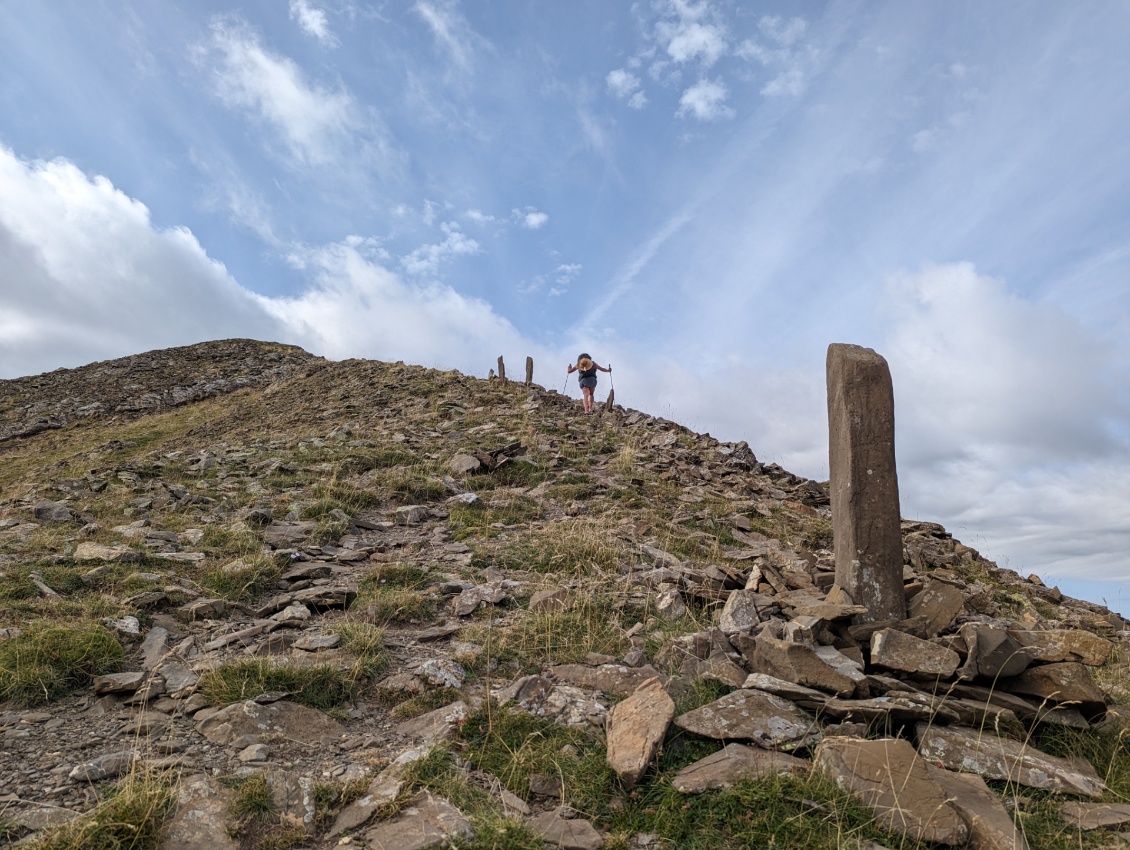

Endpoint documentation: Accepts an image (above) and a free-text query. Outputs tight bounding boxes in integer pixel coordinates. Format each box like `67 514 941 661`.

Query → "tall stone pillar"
827 344 906 622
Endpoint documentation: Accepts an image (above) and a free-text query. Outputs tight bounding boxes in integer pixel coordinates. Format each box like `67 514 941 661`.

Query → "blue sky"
2 1 1129 613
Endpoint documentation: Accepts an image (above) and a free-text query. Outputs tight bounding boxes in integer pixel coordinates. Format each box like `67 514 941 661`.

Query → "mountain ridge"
1 338 1127 849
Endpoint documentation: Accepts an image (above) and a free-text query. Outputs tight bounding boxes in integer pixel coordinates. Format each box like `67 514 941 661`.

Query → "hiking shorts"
579 376 598 389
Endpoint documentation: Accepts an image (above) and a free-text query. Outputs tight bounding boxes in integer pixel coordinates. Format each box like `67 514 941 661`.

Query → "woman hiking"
567 353 611 414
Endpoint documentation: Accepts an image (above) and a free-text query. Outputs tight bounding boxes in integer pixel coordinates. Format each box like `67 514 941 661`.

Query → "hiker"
566 353 611 414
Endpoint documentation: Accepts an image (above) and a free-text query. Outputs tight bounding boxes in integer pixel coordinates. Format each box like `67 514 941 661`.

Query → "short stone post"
827 344 906 622
497 355 506 381
604 387 615 411
525 356 534 386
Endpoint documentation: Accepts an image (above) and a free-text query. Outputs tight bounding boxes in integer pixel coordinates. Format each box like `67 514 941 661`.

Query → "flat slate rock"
196 699 344 747
674 688 820 750
549 663 666 697
528 807 605 850
606 677 675 789
1061 802 1130 830
364 791 474 850
926 764 1032 850
814 736 967 845
917 722 1107 797
673 742 810 793
159 774 238 850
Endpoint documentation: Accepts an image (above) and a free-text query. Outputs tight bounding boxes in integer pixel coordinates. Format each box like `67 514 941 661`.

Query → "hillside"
0 339 1128 850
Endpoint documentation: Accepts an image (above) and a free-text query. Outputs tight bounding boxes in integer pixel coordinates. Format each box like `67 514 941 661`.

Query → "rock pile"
0 339 1127 849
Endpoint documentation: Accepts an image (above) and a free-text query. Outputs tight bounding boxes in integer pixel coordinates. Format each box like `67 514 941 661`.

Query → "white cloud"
400 222 480 276
0 146 278 377
198 18 359 166
261 240 532 369
882 263 1117 466
607 69 649 109
655 1 728 67
289 0 337 46
513 207 549 230
677 78 734 121
555 263 581 285
464 208 496 225
878 263 1130 581
0 146 542 383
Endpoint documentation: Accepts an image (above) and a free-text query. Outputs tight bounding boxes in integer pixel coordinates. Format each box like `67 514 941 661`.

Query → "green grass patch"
336 446 418 473
448 495 543 540
354 562 436 625
197 659 356 710
201 556 281 602
29 771 174 850
332 620 389 678
0 623 124 707
462 597 626 672
472 519 630 574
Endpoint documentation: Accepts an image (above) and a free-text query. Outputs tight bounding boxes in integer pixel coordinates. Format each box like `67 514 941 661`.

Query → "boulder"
814 736 967 845
1060 802 1130 830
908 580 965 637
673 743 810 793
917 723 1107 797
73 542 140 563
606 677 674 788
926 765 1031 850
550 663 666 697
364 791 474 850
528 807 604 850
748 634 859 697
34 500 74 524
870 628 960 677
159 774 238 850
957 624 1033 680
1002 662 1106 715
718 589 766 632
196 700 344 747
1008 630 1113 666
674 689 820 750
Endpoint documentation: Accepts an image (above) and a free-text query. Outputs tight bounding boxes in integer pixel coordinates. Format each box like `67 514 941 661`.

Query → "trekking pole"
561 372 568 394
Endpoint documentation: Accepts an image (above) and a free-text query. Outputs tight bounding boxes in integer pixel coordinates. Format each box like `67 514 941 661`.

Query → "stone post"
497 355 506 382
827 344 906 622
525 356 534 386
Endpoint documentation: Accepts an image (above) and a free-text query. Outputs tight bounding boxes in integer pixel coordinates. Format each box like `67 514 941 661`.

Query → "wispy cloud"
196 17 359 166
414 0 482 74
736 14 813 97
289 0 338 47
677 78 734 120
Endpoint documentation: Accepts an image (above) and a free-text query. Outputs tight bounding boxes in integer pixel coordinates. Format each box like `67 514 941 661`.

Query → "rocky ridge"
0 339 1128 849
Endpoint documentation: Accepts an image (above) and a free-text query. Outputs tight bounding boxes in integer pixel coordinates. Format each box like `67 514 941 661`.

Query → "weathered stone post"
497 355 506 381
525 356 534 386
827 344 906 622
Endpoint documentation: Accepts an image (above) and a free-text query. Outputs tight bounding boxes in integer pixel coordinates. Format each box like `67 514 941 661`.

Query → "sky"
1 1 1129 614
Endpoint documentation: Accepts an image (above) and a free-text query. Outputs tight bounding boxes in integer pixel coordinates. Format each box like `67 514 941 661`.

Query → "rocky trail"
0 339 1128 850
